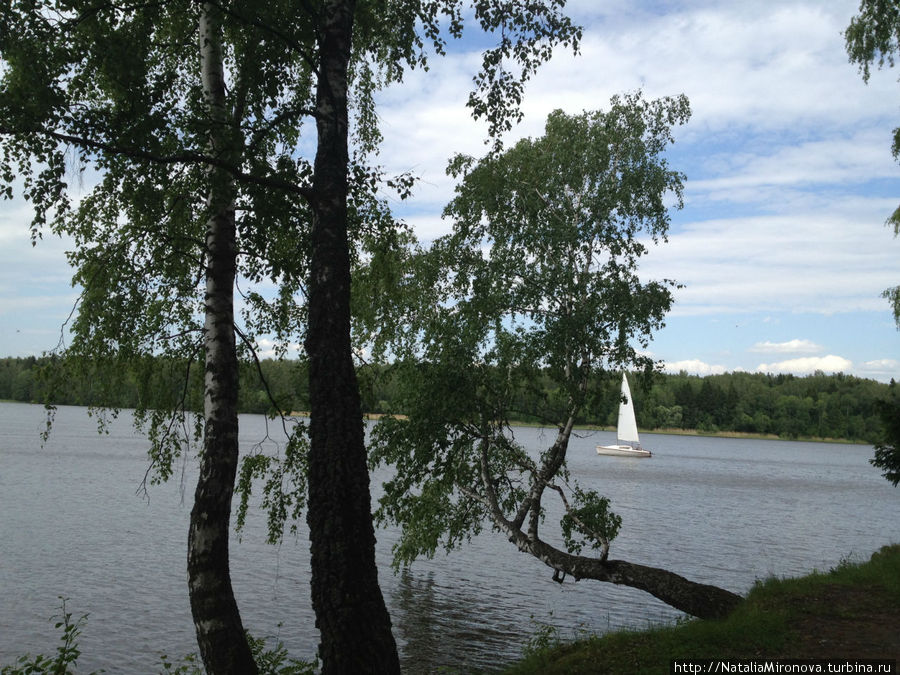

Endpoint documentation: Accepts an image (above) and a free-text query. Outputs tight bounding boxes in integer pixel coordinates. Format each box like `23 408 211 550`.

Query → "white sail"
616 374 640 445
596 373 650 456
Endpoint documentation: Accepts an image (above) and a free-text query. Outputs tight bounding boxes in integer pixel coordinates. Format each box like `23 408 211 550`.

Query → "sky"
1 0 898 382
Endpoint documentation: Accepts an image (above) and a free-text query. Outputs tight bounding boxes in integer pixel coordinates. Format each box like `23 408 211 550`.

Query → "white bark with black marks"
187 5 258 673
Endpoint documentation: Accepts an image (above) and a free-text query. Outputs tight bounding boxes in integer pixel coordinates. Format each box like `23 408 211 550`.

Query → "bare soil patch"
780 584 900 659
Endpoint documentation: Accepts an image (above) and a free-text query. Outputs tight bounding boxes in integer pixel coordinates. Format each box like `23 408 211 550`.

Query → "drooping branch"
138 340 203 498
233 323 293 433
464 361 741 621
0 125 313 199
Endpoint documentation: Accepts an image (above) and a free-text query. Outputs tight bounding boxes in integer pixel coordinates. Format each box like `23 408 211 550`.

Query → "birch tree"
1 2 316 670
1 1 582 672
189 4 256 669
370 95 744 621
845 0 900 484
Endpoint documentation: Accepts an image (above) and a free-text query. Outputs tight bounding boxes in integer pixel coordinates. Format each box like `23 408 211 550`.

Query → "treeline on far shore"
0 355 894 444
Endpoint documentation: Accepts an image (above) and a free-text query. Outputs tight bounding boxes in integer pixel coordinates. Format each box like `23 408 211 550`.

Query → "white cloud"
381 2 896 238
521 1 895 136
663 359 727 376
399 212 450 243
688 131 898 200
755 354 853 375
640 208 898 317
750 339 823 354
858 359 900 381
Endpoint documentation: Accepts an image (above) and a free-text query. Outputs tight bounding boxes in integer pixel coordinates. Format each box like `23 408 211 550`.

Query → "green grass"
501 545 900 674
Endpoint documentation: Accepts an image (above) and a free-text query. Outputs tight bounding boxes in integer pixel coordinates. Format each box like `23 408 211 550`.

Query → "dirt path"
781 584 900 659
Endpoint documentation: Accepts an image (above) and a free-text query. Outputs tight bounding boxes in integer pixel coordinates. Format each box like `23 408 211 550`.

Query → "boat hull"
596 444 652 458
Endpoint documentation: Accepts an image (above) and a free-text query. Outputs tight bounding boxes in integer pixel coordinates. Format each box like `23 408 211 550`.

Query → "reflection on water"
1 403 899 673
393 569 520 674
395 570 442 673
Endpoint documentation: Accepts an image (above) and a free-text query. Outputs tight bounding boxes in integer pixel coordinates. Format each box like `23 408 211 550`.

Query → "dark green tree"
286 3 581 672
872 379 900 486
845 0 900 325
370 94 743 620
844 1 900 484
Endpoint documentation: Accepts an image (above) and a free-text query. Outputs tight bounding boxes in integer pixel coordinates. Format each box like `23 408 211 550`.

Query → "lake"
1 402 898 673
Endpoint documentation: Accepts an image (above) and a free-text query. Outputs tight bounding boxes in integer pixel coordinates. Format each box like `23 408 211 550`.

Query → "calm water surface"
1 402 898 673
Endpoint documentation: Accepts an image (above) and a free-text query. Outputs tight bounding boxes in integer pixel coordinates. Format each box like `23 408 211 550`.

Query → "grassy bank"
503 544 900 674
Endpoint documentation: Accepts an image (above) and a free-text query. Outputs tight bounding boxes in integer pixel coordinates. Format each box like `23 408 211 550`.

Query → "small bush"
1 597 101 675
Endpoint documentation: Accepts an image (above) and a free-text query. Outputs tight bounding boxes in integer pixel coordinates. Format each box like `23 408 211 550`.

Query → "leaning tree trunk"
514 535 743 620
305 1 401 673
484 418 743 621
186 5 258 673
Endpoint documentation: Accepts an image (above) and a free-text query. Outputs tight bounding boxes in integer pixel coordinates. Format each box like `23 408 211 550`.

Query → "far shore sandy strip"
289 411 409 421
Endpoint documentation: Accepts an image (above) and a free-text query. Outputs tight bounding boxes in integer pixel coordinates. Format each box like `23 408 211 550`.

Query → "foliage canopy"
0 0 582 526
845 0 900 325
370 92 690 567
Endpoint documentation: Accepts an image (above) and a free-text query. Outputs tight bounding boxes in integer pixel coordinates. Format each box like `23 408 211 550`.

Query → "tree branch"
545 481 610 561
233 323 293 439
512 410 576 531
205 0 319 73
0 125 313 199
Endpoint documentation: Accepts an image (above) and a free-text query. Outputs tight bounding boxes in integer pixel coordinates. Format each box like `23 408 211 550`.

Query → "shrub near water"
0 598 98 675
160 634 316 675
1 598 317 675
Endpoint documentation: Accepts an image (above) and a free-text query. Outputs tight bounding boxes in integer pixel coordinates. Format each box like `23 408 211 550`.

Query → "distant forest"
1 356 893 444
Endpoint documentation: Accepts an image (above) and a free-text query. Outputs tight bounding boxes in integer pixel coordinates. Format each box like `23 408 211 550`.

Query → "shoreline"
492 418 870 445
351 413 872 446
293 410 871 445
2 402 870 446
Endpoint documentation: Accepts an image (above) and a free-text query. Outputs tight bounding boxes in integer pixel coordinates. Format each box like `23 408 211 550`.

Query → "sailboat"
596 374 652 457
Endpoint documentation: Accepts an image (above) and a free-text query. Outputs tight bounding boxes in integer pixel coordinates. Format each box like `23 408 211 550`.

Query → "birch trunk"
187 5 257 672
507 530 743 620
305 1 401 672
